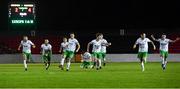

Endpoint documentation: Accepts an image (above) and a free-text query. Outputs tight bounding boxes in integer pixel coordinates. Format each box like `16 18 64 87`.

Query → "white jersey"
157 39 170 51
67 38 79 52
100 39 108 53
41 44 52 54
61 42 69 52
82 52 91 62
20 40 34 53
135 38 151 52
90 39 102 53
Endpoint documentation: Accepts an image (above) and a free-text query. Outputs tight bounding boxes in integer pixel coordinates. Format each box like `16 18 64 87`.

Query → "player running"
87 33 103 70
18 36 36 71
151 34 180 70
99 34 111 66
59 37 69 70
41 39 52 70
133 33 156 71
62 33 80 71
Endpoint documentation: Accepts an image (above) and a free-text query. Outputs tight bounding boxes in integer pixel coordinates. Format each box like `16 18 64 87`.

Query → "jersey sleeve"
75 39 79 44
29 40 35 45
103 39 108 44
147 38 152 42
167 39 172 42
41 44 44 48
89 40 94 44
157 39 161 42
20 41 23 45
49 45 52 49
60 43 63 47
135 39 139 45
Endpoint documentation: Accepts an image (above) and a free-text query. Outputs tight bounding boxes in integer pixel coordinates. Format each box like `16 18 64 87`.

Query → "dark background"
0 0 179 53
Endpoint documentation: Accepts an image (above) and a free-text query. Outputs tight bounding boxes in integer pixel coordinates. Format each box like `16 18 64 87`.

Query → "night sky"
0 0 180 31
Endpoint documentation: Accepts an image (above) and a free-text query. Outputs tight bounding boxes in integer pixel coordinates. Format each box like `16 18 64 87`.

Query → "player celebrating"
18 36 35 71
41 39 52 70
80 52 93 69
64 33 80 71
99 34 111 66
133 33 156 71
87 33 103 70
151 34 180 70
59 37 69 70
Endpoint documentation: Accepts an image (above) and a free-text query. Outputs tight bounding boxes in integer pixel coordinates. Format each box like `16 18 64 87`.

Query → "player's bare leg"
92 57 96 68
96 58 100 70
59 56 65 70
23 54 28 71
103 58 106 66
140 58 145 72
99 59 102 69
164 57 167 70
46 57 50 70
66 58 71 71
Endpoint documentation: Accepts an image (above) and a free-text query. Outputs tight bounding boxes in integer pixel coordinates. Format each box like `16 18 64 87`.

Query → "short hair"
69 32 75 35
23 36 28 38
141 33 146 36
45 39 49 41
162 33 166 36
63 37 67 39
96 33 103 37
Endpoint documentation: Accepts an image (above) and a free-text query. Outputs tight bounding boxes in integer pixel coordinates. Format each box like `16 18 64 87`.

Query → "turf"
0 62 180 88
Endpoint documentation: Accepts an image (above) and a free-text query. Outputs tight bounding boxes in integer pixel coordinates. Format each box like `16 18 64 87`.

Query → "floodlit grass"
0 62 179 88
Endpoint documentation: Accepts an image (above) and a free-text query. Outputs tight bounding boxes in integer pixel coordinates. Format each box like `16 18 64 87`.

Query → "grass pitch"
0 62 180 88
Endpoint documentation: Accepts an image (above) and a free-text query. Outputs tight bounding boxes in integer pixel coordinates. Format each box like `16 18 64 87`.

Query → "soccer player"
80 52 93 69
41 39 52 70
151 34 180 70
99 34 111 66
133 33 156 71
63 33 80 71
18 36 36 71
87 33 103 70
59 37 69 70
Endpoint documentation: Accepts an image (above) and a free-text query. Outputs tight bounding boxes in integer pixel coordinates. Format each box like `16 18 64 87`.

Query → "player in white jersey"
133 33 156 71
151 34 180 70
87 33 103 70
63 33 80 71
18 36 35 71
59 37 69 70
80 52 93 69
99 34 111 66
41 39 52 70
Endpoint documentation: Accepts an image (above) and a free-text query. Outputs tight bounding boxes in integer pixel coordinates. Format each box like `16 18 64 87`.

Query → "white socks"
141 62 144 71
99 59 102 67
61 58 65 66
24 60 27 68
161 57 165 65
67 61 71 70
103 58 106 61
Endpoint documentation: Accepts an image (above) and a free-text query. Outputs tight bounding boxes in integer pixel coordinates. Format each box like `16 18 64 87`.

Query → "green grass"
0 62 180 88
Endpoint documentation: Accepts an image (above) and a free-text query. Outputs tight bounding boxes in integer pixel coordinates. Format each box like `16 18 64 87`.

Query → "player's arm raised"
169 37 180 43
151 35 159 42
